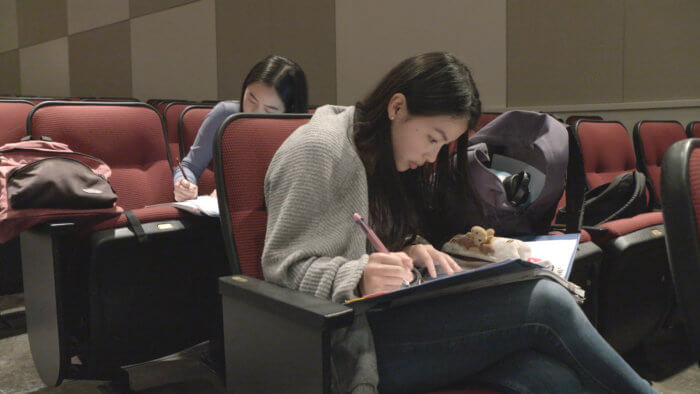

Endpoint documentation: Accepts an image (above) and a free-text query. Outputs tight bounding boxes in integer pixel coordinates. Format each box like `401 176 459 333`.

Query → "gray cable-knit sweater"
263 105 380 393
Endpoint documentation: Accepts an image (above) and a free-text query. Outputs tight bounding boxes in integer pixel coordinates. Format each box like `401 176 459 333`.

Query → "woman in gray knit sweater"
262 52 656 393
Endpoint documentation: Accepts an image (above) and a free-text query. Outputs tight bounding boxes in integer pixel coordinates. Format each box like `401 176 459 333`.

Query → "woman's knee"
526 279 581 324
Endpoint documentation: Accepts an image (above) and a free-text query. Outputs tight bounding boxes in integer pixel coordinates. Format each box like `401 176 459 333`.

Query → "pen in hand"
176 158 191 183
353 213 413 287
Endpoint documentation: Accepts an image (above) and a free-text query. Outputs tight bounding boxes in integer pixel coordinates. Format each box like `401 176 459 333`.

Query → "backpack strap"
124 210 148 243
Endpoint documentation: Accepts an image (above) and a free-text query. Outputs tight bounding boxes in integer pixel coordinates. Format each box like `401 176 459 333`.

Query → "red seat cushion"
590 211 664 244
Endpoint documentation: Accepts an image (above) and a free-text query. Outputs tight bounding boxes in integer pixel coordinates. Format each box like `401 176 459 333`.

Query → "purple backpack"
442 110 569 238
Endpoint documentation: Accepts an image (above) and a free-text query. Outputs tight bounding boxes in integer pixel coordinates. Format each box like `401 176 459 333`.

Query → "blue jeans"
367 278 657 393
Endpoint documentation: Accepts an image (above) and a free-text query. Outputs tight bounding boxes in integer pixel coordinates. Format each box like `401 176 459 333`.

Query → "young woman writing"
262 52 656 393
173 55 308 201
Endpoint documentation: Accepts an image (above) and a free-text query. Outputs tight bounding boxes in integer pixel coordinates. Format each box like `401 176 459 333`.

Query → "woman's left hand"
402 243 462 278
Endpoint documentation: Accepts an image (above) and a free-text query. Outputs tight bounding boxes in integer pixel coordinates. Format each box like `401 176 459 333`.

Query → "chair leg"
20 225 73 387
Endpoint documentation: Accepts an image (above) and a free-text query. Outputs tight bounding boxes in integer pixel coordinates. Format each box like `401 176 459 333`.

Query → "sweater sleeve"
262 133 369 304
173 101 239 184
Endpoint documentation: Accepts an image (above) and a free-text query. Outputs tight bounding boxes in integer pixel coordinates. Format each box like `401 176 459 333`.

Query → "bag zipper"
7 156 106 181
2 147 107 166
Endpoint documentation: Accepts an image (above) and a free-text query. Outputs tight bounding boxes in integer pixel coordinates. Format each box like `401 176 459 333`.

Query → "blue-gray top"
173 100 241 184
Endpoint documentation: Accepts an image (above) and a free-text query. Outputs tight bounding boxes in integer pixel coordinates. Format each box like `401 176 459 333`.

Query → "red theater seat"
215 114 503 393
633 120 687 206
687 121 700 138
661 138 700 362
163 101 197 164
574 119 672 361
0 100 34 296
20 102 228 388
565 114 602 126
178 104 216 195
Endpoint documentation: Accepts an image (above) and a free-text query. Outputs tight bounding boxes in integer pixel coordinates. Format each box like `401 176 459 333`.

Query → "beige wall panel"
67 0 129 35
17 0 67 47
0 0 19 52
19 38 70 97
0 50 20 95
131 0 217 101
336 0 506 108
69 22 132 97
216 0 336 105
129 0 198 18
507 0 624 106
624 0 700 101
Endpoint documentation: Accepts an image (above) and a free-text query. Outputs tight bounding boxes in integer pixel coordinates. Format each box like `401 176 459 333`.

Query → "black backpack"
562 171 653 227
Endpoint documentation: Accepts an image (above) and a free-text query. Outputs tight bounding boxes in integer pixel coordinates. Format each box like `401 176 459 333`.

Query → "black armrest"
219 275 355 393
219 275 353 330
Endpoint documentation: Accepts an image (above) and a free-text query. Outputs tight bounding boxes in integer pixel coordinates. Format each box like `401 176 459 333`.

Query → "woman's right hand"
359 252 414 296
174 178 198 201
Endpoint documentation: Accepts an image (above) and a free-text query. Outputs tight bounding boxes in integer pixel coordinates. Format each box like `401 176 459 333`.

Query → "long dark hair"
354 52 481 250
241 55 308 113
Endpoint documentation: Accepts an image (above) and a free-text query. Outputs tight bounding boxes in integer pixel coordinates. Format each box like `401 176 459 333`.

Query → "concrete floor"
2 294 699 393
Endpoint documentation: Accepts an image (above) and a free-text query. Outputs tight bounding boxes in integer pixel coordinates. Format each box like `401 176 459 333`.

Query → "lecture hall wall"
0 0 697 131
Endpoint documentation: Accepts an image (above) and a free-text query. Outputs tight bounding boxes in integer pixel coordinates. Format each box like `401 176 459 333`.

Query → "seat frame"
661 138 700 361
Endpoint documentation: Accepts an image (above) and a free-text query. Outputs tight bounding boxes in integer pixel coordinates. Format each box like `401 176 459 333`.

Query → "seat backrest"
474 112 501 132
574 120 636 189
566 115 603 126
215 113 312 278
688 121 700 138
163 101 197 164
27 102 173 210
179 104 216 194
660 138 700 359
633 120 687 204
0 100 33 144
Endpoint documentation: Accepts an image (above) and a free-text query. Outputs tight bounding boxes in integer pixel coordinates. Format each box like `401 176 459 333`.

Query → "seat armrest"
219 275 353 330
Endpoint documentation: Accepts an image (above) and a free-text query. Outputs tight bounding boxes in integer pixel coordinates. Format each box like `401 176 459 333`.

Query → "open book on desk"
147 195 220 217
345 233 583 312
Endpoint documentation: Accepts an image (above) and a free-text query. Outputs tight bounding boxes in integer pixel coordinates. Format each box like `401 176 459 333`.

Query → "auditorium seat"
687 121 700 138
0 100 34 297
474 112 500 131
633 120 687 206
661 138 700 362
178 104 216 194
565 114 602 126
163 101 197 164
574 119 673 360
20 101 228 388
214 113 504 393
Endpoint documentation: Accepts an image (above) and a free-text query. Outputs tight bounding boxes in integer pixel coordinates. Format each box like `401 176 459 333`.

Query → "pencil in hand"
176 158 191 183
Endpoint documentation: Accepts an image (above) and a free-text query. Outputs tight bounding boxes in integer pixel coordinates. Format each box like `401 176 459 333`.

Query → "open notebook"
345 233 582 310
148 195 220 217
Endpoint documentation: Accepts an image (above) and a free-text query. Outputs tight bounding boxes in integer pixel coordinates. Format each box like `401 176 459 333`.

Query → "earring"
390 116 394 120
